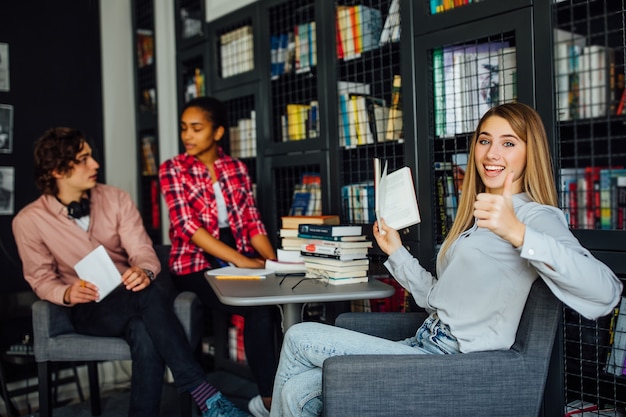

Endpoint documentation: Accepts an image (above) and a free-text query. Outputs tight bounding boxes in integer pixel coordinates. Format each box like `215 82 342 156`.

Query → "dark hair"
33 127 87 195
182 96 227 129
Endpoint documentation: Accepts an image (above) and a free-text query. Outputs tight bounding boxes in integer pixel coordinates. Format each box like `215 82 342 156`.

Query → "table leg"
281 303 303 332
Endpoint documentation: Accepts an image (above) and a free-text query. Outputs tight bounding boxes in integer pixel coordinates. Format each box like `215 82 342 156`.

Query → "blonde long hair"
437 103 558 265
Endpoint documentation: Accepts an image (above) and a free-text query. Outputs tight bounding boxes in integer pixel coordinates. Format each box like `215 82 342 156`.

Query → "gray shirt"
385 193 622 353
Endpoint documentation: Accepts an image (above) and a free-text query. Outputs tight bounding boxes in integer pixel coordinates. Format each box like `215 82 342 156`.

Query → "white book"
374 158 421 230
553 29 586 121
585 45 609 118
74 245 122 302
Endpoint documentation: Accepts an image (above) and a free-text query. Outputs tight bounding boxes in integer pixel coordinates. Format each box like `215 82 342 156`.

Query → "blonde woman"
268 103 622 417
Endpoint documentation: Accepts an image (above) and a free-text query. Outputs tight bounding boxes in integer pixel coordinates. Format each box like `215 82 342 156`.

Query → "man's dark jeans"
71 283 205 417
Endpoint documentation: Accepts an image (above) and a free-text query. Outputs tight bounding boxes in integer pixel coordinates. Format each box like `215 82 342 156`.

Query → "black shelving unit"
132 0 162 244
173 0 626 412
551 0 626 413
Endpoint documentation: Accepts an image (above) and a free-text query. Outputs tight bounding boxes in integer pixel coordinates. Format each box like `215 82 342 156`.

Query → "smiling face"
180 106 224 163
474 115 527 195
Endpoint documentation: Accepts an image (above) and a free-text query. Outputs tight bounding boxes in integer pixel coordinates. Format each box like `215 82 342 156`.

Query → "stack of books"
298 223 371 285
278 215 340 251
267 215 341 274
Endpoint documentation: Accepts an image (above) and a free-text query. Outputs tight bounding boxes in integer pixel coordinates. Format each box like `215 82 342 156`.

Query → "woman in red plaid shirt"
160 96 278 417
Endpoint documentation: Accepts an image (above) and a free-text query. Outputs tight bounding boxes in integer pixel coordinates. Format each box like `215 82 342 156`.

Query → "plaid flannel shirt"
159 149 267 275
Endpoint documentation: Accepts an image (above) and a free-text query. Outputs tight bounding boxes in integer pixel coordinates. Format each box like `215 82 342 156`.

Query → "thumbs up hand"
473 172 525 247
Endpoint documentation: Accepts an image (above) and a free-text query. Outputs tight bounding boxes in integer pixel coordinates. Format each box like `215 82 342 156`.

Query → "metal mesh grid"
216 18 254 79
178 0 204 40
223 95 257 182
554 0 626 232
268 0 318 143
134 0 160 243
429 31 516 244
336 0 404 225
564 295 626 414
273 163 322 223
555 1 626 413
135 0 156 115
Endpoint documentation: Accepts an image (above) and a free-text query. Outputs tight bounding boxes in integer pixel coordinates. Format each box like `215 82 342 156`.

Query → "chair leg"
180 391 192 417
87 362 101 416
72 363 85 402
38 362 52 417
0 360 19 417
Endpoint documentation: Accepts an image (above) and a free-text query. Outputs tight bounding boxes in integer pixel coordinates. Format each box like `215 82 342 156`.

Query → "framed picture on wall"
0 104 13 154
0 43 8 92
0 166 14 215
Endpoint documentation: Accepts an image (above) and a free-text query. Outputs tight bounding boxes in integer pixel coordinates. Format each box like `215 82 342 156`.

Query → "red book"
616 88 626 115
568 181 578 229
335 11 344 59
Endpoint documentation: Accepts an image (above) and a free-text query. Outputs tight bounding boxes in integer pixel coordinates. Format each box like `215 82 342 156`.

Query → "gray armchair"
323 279 562 417
32 245 203 417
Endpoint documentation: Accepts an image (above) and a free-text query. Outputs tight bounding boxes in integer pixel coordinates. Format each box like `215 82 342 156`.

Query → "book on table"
280 228 300 237
300 239 373 249
305 265 369 286
305 267 367 279
303 260 369 273
301 251 368 261
301 243 369 256
302 256 369 267
281 214 340 230
374 158 421 230
265 259 306 275
319 276 369 285
297 223 363 237
206 266 273 279
297 233 367 242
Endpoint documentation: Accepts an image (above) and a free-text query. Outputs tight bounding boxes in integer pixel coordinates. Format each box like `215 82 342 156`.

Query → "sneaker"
248 395 270 417
203 392 252 417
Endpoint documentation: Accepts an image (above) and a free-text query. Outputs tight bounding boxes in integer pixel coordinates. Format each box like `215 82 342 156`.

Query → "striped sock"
191 382 219 413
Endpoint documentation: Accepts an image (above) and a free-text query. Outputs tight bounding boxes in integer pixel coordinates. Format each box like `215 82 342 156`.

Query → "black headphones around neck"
67 197 90 219
58 191 91 219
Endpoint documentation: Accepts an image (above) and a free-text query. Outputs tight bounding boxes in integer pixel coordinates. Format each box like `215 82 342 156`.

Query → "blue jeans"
269 313 459 417
71 283 206 417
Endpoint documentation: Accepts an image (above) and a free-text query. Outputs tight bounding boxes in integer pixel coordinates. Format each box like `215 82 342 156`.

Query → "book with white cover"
374 158 421 230
265 259 306 275
74 245 122 302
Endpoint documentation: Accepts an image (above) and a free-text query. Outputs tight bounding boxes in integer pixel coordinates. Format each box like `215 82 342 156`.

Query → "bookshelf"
132 0 162 244
177 44 209 106
208 3 262 92
551 0 626 413
173 0 626 411
413 6 535 267
174 0 206 49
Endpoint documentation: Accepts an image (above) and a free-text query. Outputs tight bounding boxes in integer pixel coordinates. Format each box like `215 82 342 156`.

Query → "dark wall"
0 1 104 293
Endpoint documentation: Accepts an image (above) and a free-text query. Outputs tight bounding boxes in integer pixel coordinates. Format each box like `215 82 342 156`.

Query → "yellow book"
385 75 403 141
287 104 310 140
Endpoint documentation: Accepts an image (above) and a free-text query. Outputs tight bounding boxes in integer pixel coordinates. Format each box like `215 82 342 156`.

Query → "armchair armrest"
323 350 536 417
335 312 429 340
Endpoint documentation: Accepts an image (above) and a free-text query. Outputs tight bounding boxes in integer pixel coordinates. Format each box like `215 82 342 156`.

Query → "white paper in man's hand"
74 245 122 302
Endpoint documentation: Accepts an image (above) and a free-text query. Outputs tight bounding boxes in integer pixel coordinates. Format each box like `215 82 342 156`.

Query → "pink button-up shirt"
12 184 160 305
